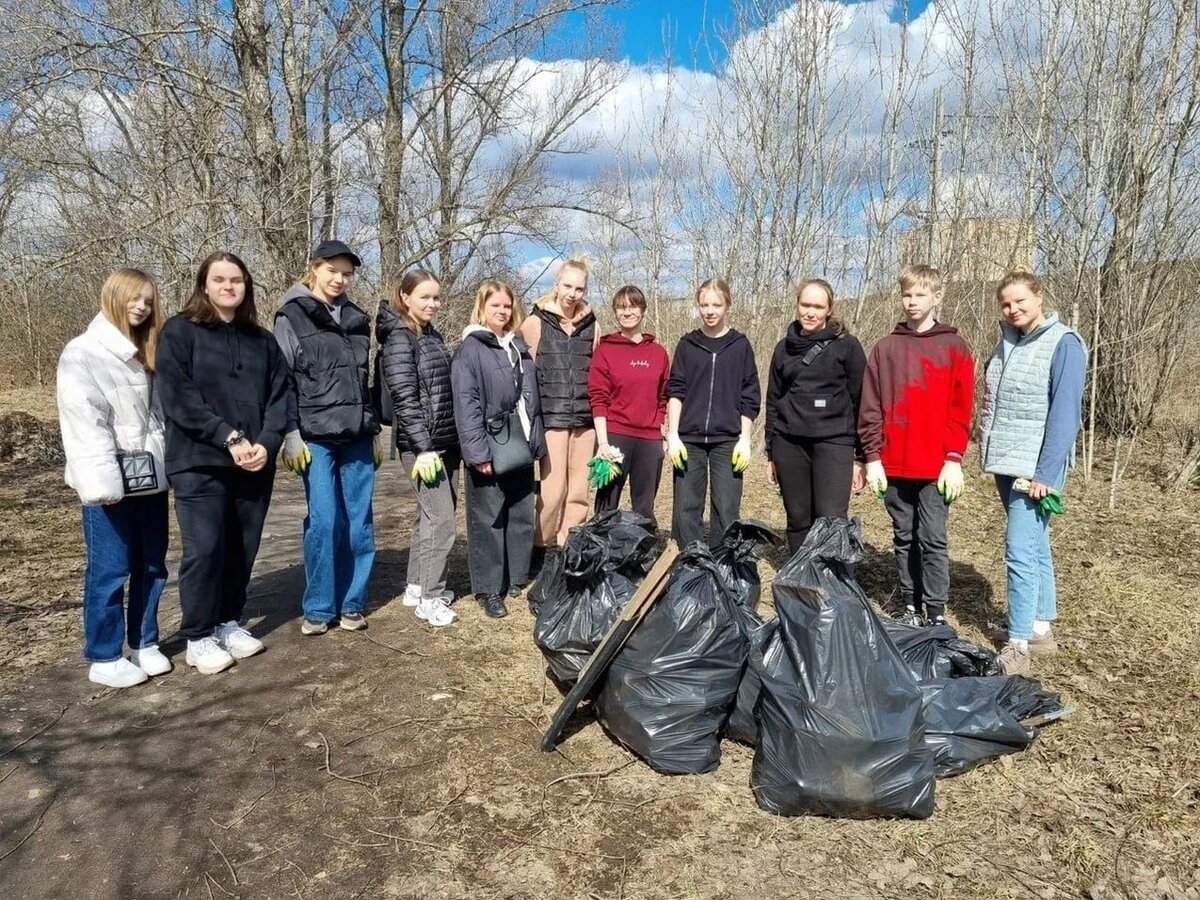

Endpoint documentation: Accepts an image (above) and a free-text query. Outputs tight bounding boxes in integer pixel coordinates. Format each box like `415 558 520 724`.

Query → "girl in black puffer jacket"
764 278 867 555
376 270 460 627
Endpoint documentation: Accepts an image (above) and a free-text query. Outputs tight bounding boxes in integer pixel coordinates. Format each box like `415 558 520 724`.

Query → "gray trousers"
464 463 535 597
883 477 949 616
400 449 460 597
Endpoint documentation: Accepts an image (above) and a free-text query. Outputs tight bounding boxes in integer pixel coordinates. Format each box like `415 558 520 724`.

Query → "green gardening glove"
1040 489 1065 516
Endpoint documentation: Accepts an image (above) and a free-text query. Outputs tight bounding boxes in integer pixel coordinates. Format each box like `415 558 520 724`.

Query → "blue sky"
596 0 934 68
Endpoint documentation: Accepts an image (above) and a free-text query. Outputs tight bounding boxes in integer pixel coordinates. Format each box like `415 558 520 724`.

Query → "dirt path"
1 449 1198 898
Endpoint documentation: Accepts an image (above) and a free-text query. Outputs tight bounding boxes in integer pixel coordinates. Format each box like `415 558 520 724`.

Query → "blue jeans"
995 469 1065 640
301 438 376 622
81 493 169 661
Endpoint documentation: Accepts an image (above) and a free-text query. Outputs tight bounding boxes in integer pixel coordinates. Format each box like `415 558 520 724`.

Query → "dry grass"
1 388 1198 898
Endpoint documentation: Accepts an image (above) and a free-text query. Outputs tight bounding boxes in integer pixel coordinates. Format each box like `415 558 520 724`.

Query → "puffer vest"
980 313 1079 478
534 306 596 429
278 294 377 442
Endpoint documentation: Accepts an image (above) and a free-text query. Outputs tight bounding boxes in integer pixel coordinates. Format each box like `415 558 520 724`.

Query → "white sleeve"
56 345 124 505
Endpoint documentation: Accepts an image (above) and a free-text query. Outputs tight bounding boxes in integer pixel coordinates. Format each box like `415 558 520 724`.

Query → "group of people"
56 243 1085 690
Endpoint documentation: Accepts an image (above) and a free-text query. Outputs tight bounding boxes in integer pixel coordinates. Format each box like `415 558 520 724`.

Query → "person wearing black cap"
274 240 382 635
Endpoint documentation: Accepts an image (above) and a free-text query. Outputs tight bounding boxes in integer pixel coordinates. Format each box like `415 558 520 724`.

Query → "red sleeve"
858 344 885 462
943 343 975 462
587 343 612 419
656 345 669 421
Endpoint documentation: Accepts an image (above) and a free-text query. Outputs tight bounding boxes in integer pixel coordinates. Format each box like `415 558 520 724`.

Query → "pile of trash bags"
530 511 659 684
591 522 777 775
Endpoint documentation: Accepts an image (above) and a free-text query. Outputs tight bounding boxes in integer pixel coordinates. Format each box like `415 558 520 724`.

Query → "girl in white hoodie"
56 268 170 688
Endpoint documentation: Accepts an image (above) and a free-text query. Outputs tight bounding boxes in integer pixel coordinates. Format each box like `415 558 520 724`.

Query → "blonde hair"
390 269 439 334
471 279 523 333
996 269 1044 300
899 264 943 294
695 276 732 306
537 257 590 309
100 268 162 370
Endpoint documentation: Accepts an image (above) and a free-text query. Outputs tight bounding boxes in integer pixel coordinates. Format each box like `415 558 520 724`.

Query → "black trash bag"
880 617 996 681
920 675 1062 777
751 517 936 819
725 651 763 746
712 519 780 612
531 511 658 684
594 542 751 775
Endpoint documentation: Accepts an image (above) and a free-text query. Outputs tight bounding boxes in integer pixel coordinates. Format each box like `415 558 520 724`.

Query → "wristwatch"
223 430 246 449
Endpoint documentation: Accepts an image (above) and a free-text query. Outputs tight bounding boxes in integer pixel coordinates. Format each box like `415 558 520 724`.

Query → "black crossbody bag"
484 344 534 476
116 377 160 495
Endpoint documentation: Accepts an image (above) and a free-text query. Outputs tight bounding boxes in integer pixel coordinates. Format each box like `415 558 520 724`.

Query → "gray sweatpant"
883 477 950 618
400 449 460 597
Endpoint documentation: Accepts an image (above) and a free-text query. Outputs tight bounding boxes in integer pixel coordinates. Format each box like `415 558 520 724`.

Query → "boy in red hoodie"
858 264 975 626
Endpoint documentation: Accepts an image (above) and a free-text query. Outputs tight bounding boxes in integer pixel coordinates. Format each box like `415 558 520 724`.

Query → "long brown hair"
795 277 844 334
99 268 163 370
390 269 440 334
182 252 258 326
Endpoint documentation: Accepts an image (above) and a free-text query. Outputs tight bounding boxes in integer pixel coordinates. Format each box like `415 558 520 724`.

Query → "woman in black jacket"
451 279 547 618
156 251 293 675
376 269 459 627
764 278 867 555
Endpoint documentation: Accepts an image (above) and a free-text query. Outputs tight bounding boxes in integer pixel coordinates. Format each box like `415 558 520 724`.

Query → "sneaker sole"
225 642 265 659
133 661 173 677
415 607 457 626
338 619 368 632
184 652 235 675
88 672 149 688
301 623 329 636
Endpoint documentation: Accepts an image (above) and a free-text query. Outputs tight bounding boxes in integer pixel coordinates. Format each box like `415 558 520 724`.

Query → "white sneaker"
88 658 149 688
185 637 235 674
416 595 457 627
402 585 422 607
130 645 172 676
214 621 265 659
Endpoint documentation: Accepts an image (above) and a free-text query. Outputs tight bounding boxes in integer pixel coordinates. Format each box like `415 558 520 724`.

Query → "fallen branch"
0 798 55 863
213 761 277 829
544 760 635 791
362 634 430 658
0 705 66 760
365 827 444 850
318 732 379 790
209 838 239 886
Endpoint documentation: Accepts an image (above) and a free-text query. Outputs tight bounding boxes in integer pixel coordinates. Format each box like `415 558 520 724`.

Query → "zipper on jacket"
703 351 717 434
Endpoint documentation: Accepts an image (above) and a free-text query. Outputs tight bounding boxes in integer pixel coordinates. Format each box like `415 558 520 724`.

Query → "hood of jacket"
599 331 658 347
281 282 358 328
462 323 529 353
784 320 842 355
889 319 961 339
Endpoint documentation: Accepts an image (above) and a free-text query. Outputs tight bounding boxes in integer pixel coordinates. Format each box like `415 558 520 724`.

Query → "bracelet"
223 430 246 449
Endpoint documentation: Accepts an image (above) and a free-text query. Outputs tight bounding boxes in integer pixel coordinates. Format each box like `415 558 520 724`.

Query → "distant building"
900 218 1034 282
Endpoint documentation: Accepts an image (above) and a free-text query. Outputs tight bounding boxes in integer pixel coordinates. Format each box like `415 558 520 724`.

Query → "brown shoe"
1029 629 1058 655
996 642 1031 675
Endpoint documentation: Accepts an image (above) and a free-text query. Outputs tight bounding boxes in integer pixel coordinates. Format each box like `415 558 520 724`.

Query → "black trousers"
671 439 742 548
594 434 664 529
771 436 855 556
171 466 274 640
883 477 949 618
465 464 534 597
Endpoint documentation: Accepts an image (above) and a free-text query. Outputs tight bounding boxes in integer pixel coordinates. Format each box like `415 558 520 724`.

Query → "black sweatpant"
465 464 535 597
883 477 949 619
594 433 664 529
771 436 855 556
671 439 742 548
171 466 274 640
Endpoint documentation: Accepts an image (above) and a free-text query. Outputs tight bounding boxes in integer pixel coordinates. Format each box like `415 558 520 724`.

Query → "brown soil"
0 389 1197 899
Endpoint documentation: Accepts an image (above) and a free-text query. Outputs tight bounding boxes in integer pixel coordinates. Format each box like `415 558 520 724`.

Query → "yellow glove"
937 460 965 503
372 435 383 470
731 437 752 473
281 430 310 474
666 433 688 471
410 451 443 485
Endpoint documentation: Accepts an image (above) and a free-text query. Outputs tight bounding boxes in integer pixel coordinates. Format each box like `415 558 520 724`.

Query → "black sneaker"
897 607 926 628
301 618 329 635
339 612 367 631
480 593 508 619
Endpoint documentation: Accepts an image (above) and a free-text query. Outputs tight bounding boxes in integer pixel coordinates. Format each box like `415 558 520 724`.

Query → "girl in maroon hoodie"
588 285 670 527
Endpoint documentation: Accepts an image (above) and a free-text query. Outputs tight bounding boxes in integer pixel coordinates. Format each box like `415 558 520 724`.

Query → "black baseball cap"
311 239 361 268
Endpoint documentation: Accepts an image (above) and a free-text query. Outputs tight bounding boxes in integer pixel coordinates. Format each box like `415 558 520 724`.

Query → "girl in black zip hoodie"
764 278 867 555
665 277 761 547
156 252 293 675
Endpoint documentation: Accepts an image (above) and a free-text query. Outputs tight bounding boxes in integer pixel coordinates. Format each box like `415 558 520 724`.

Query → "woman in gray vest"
274 241 383 636
518 259 597 569
979 270 1087 675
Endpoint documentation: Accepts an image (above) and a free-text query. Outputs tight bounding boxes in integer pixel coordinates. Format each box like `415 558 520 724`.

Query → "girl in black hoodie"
665 277 761 547
764 278 867 555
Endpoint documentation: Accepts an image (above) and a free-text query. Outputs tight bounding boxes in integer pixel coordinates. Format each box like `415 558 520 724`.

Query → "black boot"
479 593 508 619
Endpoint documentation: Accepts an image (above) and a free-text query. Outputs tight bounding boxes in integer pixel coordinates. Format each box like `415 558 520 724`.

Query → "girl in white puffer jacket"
56 268 170 689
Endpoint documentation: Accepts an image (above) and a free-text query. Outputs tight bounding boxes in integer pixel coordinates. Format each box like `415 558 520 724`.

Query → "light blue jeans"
301 438 376 622
994 468 1066 640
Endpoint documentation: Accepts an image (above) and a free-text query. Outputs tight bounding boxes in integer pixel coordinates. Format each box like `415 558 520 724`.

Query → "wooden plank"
539 541 679 752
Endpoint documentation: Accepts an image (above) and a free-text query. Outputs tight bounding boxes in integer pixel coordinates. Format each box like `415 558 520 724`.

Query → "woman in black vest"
274 240 382 635
452 280 546 618
518 259 596 567
376 269 459 627
157 252 292 674
764 278 867 556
